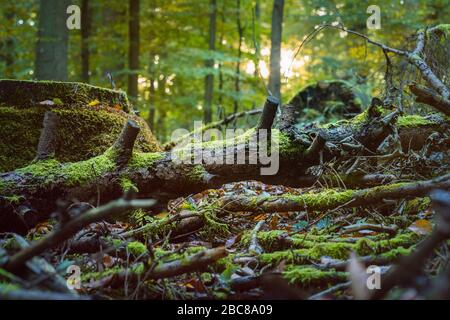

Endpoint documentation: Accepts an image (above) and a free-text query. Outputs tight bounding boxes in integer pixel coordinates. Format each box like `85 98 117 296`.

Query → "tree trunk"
35 0 70 81
233 0 244 121
147 76 156 130
81 0 91 83
0 6 15 78
217 1 226 116
128 0 140 100
203 0 217 123
268 0 285 100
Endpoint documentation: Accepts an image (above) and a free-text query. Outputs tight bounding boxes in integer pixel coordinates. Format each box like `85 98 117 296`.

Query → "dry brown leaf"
408 219 433 235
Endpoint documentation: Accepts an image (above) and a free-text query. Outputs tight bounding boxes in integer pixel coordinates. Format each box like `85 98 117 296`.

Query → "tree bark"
233 0 244 120
203 0 217 123
268 0 285 100
35 0 70 81
81 0 91 83
128 0 140 100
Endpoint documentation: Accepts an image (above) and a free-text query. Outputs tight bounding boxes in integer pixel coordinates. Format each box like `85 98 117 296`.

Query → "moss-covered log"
0 107 448 232
219 174 450 213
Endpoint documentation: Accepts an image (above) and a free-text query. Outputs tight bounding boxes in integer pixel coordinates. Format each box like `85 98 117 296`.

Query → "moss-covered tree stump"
0 80 160 172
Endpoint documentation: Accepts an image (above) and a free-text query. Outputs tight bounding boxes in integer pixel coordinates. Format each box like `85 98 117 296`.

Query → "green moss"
259 249 310 265
81 266 122 282
187 165 209 184
0 106 160 172
283 188 354 211
241 230 287 250
379 246 414 260
127 241 148 256
397 115 433 128
275 130 307 156
282 266 347 286
119 176 139 193
404 197 431 214
0 79 130 109
137 215 179 237
199 207 229 238
62 149 117 186
128 152 164 169
308 242 355 260
258 232 420 265
2 195 24 204
16 159 61 184
52 98 63 105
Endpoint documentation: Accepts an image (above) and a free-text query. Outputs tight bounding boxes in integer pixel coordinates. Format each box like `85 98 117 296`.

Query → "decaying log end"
112 120 140 167
257 95 279 131
36 111 60 161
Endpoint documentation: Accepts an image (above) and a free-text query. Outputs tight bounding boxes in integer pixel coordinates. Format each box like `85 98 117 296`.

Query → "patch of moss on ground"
127 241 148 256
283 266 347 286
259 231 420 265
283 188 354 211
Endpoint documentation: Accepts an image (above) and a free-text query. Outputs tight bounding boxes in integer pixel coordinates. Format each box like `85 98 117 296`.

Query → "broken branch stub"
36 111 60 161
257 95 279 131
112 120 140 167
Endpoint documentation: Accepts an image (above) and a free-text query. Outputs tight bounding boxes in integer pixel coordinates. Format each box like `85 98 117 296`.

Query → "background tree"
268 0 285 100
203 0 217 123
128 0 140 100
80 0 91 83
35 0 70 81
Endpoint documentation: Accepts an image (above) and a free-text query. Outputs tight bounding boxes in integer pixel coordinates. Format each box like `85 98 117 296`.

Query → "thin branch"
4 198 155 271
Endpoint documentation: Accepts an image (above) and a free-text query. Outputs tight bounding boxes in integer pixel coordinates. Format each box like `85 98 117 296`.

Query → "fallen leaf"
155 212 169 219
253 214 267 221
88 99 100 107
408 219 433 235
269 215 279 230
102 254 114 268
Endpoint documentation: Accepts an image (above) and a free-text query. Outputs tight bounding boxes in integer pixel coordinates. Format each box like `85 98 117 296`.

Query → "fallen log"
219 173 450 213
0 93 448 232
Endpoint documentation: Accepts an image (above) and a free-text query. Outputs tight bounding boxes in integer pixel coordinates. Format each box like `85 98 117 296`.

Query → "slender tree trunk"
217 1 226 119
148 76 156 130
35 0 70 81
252 0 261 109
203 0 217 123
233 0 244 120
128 0 140 99
268 0 285 100
81 0 91 83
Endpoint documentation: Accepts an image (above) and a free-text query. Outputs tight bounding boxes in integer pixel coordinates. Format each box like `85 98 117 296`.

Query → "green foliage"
1 0 448 144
